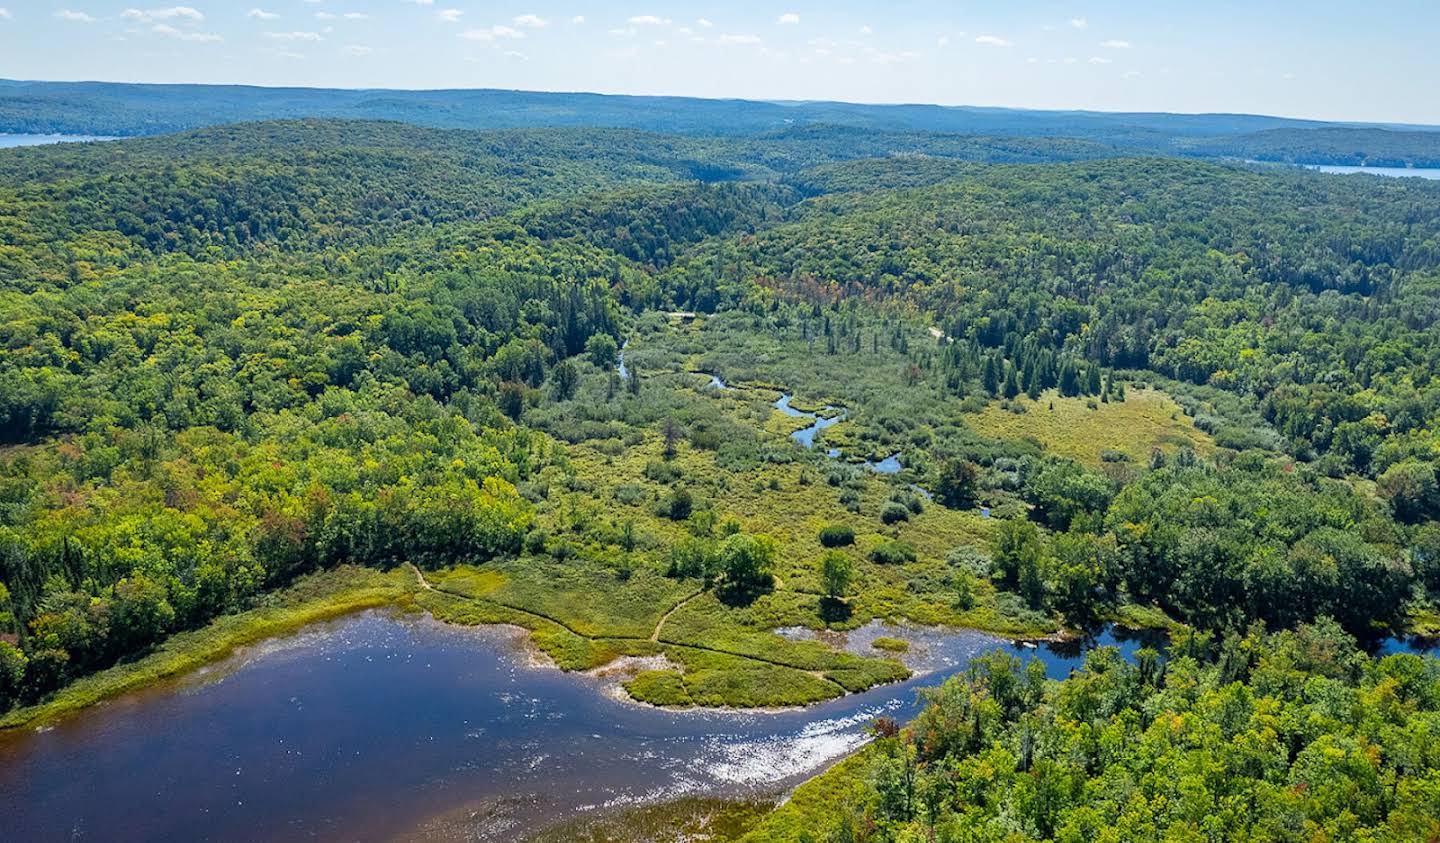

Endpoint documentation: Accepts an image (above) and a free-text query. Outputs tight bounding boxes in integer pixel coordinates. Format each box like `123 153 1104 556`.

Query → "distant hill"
1180 126 1440 168
3 80 1439 167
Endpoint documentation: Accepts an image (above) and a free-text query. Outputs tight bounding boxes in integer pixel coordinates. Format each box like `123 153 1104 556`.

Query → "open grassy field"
969 387 1213 466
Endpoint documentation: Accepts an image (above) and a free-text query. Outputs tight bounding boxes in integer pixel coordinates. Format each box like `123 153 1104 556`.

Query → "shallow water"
773 393 847 449
0 612 1146 842
865 454 903 474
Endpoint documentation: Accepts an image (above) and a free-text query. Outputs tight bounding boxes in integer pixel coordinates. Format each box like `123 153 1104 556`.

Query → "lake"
1307 164 1440 180
0 611 1154 842
0 133 116 149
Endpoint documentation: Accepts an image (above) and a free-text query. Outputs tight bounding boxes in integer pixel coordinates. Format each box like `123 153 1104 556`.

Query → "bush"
819 524 857 547
659 487 694 521
870 540 917 565
880 502 911 525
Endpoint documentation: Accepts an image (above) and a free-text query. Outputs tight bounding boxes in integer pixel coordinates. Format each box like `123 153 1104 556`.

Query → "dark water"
0 133 115 148
0 613 1146 842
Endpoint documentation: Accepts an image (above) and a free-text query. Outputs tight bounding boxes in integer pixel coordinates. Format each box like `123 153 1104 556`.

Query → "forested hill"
0 119 1119 280
3 118 1440 755
5 79 1440 166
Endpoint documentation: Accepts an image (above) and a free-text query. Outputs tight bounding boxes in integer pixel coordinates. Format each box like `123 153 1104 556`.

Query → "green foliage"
869 540 917 566
818 524 857 548
819 551 854 600
718 534 776 600
750 622 1440 843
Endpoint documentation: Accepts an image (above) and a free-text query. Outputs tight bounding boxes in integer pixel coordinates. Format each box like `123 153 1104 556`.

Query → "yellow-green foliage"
1 566 414 730
738 747 878 842
970 387 1211 466
870 636 909 653
683 663 839 708
623 670 693 706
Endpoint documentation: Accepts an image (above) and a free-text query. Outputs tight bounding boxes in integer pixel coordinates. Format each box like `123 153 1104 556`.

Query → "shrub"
659 487 693 521
871 636 910 653
819 524 857 547
880 502 911 525
870 540 917 565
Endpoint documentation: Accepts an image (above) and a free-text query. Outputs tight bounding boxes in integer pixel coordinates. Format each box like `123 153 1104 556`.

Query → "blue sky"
1 1 1436 124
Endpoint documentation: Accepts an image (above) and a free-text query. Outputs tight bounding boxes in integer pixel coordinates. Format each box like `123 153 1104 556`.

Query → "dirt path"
411 565 851 696
650 589 704 642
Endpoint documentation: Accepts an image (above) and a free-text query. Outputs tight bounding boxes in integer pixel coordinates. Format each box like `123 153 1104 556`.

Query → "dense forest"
745 621 1440 842
6 79 1440 167
2 117 1439 840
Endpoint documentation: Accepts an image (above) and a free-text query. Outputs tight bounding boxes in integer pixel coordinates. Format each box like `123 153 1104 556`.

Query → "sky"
1 1 1437 125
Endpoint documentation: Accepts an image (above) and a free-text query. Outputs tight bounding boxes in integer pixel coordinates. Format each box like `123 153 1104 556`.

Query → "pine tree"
982 354 1001 396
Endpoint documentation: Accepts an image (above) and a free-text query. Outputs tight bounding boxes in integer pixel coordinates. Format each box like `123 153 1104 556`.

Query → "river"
0 611 1156 842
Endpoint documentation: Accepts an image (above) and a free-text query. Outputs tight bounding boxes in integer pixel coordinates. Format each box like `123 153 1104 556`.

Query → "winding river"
0 611 1155 842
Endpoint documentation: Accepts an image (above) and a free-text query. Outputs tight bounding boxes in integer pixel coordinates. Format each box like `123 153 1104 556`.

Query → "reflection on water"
0 612 1157 842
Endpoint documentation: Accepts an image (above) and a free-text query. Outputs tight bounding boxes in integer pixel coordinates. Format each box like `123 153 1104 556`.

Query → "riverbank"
0 566 415 731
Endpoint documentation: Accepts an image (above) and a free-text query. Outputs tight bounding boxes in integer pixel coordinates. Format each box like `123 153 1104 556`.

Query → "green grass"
624 670 693 706
970 387 1212 466
1 566 415 731
870 636 910 653
683 663 840 708
532 796 774 843
737 746 879 842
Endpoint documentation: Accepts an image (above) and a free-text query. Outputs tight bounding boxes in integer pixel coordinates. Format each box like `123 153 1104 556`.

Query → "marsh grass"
970 387 1212 466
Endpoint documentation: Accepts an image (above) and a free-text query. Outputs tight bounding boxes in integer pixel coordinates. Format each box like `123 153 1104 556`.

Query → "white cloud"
343 12 367 19
56 9 97 22
152 22 221 41
503 50 528 60
718 33 761 45
858 25 872 36
314 11 335 19
1089 56 1112 64
460 24 523 40
0 8 11 19
629 15 670 26
1070 17 1088 29
777 13 799 25
406 0 434 5
436 9 462 23
974 34 1011 47
696 18 712 28
265 30 323 41
247 8 278 20
344 44 373 55
937 35 949 47
122 6 204 23
570 15 585 24
1100 39 1132 48
513 14 547 28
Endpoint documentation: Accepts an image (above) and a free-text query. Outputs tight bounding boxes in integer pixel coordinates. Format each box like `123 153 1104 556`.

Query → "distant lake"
0 133 116 148
1306 164 1440 180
